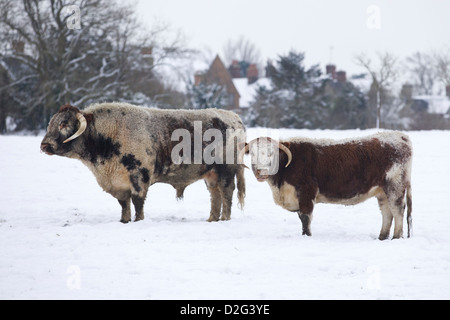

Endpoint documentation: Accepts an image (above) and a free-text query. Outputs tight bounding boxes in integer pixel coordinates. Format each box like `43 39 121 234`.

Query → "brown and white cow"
241 131 413 240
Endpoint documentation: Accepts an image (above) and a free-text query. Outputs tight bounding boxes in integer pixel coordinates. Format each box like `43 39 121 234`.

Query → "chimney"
194 72 205 86
141 47 152 55
401 83 413 102
140 46 153 65
336 70 346 83
326 64 336 79
229 60 242 78
246 64 258 84
12 40 24 54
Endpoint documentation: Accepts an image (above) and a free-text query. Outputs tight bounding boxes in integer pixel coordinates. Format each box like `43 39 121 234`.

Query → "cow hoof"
220 216 230 221
120 219 131 224
207 217 219 222
134 216 144 222
378 234 389 241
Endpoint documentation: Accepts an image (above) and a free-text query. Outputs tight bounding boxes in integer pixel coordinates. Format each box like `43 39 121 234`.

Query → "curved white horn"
261 137 293 168
63 113 87 143
278 142 292 168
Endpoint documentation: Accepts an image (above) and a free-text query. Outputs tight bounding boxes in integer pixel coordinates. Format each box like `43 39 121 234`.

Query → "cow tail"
406 184 412 238
236 165 246 210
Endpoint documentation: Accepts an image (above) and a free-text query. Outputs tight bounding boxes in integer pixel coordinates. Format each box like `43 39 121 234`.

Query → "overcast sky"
134 0 450 77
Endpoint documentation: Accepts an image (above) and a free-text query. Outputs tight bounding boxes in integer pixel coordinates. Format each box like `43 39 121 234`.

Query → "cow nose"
256 169 269 176
40 143 52 154
256 169 267 176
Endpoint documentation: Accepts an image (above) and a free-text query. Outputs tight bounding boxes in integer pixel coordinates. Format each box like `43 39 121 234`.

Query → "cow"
241 131 413 240
40 102 246 223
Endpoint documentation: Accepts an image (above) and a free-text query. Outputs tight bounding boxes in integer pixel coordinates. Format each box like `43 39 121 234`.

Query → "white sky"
133 0 450 77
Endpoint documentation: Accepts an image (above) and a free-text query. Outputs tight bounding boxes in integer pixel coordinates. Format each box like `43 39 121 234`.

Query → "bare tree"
406 51 435 95
434 48 450 87
354 52 398 128
0 0 188 131
223 35 262 67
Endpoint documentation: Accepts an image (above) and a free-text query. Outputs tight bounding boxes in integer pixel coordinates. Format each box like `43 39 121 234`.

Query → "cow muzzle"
255 169 269 182
40 142 54 155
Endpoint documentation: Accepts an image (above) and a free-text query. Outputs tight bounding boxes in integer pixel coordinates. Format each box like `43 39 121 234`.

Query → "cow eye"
59 120 68 130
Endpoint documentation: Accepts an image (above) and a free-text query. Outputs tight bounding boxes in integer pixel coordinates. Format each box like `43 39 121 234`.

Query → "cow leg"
218 177 235 221
132 195 145 222
297 186 316 236
298 212 313 236
388 193 406 239
377 195 393 240
205 171 221 222
206 184 222 222
118 199 131 223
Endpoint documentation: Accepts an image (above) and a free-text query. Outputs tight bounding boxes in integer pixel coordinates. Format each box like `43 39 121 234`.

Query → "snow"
1 129 450 300
350 73 372 93
233 78 272 108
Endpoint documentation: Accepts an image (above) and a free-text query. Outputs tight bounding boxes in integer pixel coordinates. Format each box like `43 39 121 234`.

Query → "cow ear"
238 142 249 154
58 104 80 113
84 113 94 125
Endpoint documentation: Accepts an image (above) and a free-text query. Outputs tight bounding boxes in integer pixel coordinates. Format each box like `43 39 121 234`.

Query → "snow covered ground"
1 128 449 300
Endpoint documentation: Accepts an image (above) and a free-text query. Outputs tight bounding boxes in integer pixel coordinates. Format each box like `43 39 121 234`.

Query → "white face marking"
249 140 280 179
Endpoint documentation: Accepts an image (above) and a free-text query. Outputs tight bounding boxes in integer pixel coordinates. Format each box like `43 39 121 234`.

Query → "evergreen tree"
326 80 369 129
187 82 227 109
249 51 326 128
248 51 368 129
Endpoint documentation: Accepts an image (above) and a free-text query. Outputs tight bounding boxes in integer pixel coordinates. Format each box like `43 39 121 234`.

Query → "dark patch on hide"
83 133 121 163
120 154 142 171
140 167 150 183
213 164 235 188
154 141 173 176
130 175 141 192
211 117 228 136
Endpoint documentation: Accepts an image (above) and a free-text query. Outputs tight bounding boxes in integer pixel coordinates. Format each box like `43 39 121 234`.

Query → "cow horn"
63 113 87 143
260 137 293 168
278 142 292 168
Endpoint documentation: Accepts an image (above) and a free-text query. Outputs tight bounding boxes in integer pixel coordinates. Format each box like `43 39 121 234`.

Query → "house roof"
205 55 240 98
412 95 450 114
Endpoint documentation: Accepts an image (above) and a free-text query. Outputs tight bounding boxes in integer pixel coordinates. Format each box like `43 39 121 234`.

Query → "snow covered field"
1 128 450 300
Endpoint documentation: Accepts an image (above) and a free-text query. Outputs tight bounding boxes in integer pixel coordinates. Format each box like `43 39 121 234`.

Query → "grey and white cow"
41 102 246 223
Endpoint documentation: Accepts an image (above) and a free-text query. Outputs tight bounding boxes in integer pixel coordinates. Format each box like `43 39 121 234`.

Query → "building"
325 64 346 83
228 60 259 84
194 55 240 110
194 54 262 112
